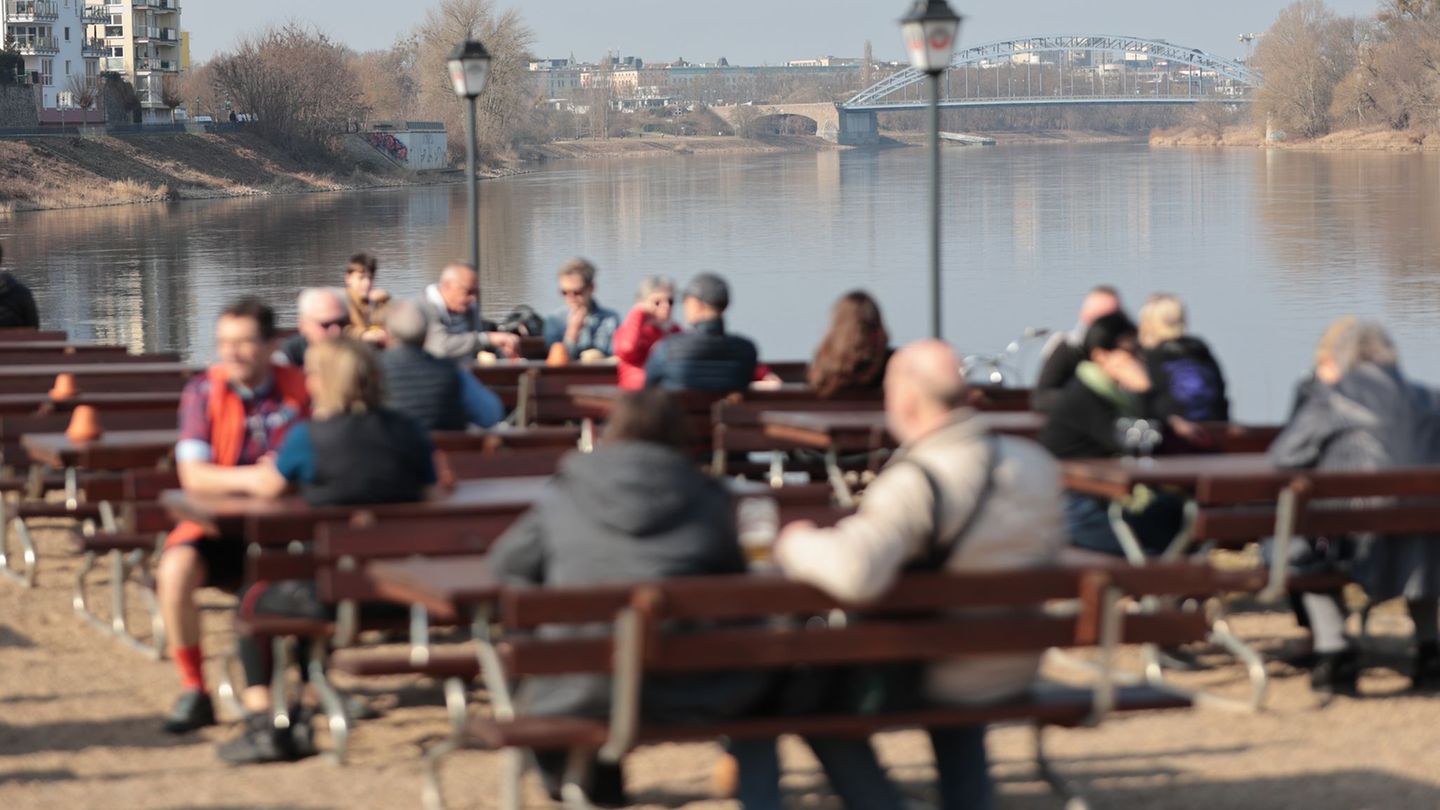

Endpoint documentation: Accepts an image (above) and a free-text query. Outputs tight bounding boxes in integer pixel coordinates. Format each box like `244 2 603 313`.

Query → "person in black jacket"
1039 312 1183 558
490 389 769 804
1031 285 1121 413
0 244 39 329
218 337 438 764
644 273 759 392
380 300 503 430
1138 293 1229 424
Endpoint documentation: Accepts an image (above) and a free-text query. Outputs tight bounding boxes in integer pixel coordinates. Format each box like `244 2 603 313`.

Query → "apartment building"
88 0 186 122
1 0 106 109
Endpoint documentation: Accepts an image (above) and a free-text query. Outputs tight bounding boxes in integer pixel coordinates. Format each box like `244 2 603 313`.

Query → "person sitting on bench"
158 299 310 736
488 389 770 805
215 337 438 763
772 339 1067 810
1271 317 1440 697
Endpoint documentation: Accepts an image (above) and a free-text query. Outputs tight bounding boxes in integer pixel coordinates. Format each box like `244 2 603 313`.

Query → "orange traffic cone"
49 372 79 401
65 405 103 442
546 342 570 367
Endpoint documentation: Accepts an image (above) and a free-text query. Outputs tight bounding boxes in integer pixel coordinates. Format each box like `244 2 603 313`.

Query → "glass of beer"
737 496 780 569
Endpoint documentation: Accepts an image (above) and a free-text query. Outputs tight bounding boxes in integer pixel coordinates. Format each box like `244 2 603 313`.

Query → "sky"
188 0 1384 66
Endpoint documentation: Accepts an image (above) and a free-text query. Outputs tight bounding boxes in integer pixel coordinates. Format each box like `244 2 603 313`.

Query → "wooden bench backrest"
0 330 67 342
442 448 567 480
1195 467 1440 542
497 564 1226 677
0 409 176 466
0 373 192 396
0 351 181 366
313 516 507 602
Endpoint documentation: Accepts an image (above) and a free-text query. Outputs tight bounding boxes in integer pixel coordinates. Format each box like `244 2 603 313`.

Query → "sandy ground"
1150 125 1440 152
5 519 1440 810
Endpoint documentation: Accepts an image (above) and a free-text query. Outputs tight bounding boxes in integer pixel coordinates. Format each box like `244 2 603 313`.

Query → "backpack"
496 304 545 337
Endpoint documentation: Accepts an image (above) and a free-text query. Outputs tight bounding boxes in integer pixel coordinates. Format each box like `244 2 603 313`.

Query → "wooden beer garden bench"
353 560 1254 810
0 362 197 395
0 390 183 417
0 329 69 342
0 349 182 365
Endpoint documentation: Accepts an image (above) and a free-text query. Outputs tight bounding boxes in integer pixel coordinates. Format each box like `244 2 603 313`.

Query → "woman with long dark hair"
807 291 891 399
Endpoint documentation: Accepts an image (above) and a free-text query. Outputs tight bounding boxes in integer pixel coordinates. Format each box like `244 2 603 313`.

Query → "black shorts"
187 536 247 591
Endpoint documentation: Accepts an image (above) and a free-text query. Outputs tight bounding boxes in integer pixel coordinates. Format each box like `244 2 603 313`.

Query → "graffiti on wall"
402 132 448 171
366 132 408 163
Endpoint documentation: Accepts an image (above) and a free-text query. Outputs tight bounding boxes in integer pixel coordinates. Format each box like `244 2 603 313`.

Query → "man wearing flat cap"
644 273 759 392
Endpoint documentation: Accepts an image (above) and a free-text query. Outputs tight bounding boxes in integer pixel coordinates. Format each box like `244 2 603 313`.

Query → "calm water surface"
3 143 1439 422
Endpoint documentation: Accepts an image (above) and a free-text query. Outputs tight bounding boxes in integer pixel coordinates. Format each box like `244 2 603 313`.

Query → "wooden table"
367 555 497 624
0 391 182 416
0 363 196 395
1060 453 1280 502
760 410 1045 453
161 476 554 544
22 429 177 472
0 342 130 356
0 330 67 342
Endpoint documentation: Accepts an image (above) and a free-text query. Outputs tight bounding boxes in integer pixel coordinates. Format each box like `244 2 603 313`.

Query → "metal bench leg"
421 678 469 810
7 517 38 588
768 451 785 488
73 550 105 627
1034 725 1088 810
217 654 247 721
559 748 598 810
1209 610 1269 712
305 642 350 765
108 548 130 637
498 748 526 810
270 637 293 732
825 447 855 509
64 466 79 511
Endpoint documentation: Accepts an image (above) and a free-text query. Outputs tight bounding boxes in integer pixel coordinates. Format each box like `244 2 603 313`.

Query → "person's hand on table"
485 331 521 358
1168 415 1214 449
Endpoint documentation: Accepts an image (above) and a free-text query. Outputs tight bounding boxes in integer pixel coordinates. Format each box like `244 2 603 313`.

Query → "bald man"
1032 285 1123 413
421 263 520 360
774 340 1065 810
275 287 348 368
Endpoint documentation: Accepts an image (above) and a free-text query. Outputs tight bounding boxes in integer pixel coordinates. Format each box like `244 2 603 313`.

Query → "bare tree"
411 0 534 161
351 36 419 123
210 23 369 150
66 72 97 110
161 74 184 122
1253 0 1360 137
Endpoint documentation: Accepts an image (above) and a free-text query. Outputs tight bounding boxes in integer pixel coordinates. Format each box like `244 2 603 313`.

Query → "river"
3 142 1438 422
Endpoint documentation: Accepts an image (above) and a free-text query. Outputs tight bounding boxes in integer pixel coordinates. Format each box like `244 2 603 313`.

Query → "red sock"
175 645 206 692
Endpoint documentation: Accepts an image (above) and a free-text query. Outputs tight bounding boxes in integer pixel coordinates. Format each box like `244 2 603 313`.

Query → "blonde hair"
1137 293 1186 349
305 338 384 418
1316 316 1397 373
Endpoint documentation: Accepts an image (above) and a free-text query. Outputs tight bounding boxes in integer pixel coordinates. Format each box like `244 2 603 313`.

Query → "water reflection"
3 144 1440 422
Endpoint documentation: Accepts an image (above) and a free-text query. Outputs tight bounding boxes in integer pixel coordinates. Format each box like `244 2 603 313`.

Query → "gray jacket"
776 411 1066 705
421 284 495 360
1270 362 1440 600
489 441 767 720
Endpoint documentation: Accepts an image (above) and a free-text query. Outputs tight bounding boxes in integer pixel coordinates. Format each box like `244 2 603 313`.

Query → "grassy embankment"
0 131 439 213
1151 125 1440 151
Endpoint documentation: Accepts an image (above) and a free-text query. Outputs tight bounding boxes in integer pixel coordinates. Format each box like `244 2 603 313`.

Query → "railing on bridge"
845 35 1259 111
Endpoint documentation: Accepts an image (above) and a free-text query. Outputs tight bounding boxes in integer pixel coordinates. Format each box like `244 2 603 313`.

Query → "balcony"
81 38 105 57
6 0 59 21
133 26 179 43
82 4 107 23
134 57 178 72
102 56 125 71
132 0 179 11
11 36 60 55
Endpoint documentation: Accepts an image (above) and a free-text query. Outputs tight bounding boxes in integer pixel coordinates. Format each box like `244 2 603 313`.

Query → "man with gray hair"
1272 317 1440 696
768 339 1066 809
421 262 520 360
381 299 504 431
276 287 349 367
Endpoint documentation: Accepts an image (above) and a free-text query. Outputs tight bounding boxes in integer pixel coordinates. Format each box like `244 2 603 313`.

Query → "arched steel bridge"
844 35 1261 111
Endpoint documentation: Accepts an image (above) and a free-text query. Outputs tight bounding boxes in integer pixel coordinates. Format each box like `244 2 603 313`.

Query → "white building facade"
1 0 105 109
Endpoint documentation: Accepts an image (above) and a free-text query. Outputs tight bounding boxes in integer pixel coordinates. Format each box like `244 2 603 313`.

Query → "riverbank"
887 129 1145 147
0 132 486 214
1151 125 1440 151
523 133 840 162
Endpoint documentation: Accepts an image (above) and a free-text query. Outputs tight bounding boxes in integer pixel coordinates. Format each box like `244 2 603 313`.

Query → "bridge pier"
837 110 880 146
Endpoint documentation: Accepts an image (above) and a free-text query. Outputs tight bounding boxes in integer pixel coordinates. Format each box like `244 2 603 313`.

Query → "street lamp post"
900 0 962 341
447 39 493 288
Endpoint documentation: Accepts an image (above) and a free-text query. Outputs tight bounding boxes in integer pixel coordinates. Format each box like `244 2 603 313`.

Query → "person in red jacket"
612 275 681 390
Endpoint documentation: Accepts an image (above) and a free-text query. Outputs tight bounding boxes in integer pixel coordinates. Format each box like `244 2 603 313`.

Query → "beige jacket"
775 410 1065 705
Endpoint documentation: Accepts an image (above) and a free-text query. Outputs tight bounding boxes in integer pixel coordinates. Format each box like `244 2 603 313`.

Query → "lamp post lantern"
900 0 962 340
448 39 493 286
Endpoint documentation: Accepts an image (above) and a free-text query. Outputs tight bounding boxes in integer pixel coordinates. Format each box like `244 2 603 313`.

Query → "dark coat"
643 318 758 392
1039 377 1127 460
1143 336 1229 423
489 441 767 721
0 272 39 329
1032 339 1084 414
1269 363 1440 600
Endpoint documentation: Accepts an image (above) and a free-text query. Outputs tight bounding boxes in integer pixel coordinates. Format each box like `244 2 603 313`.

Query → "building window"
64 27 70 42
40 58 53 86
65 60 71 75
